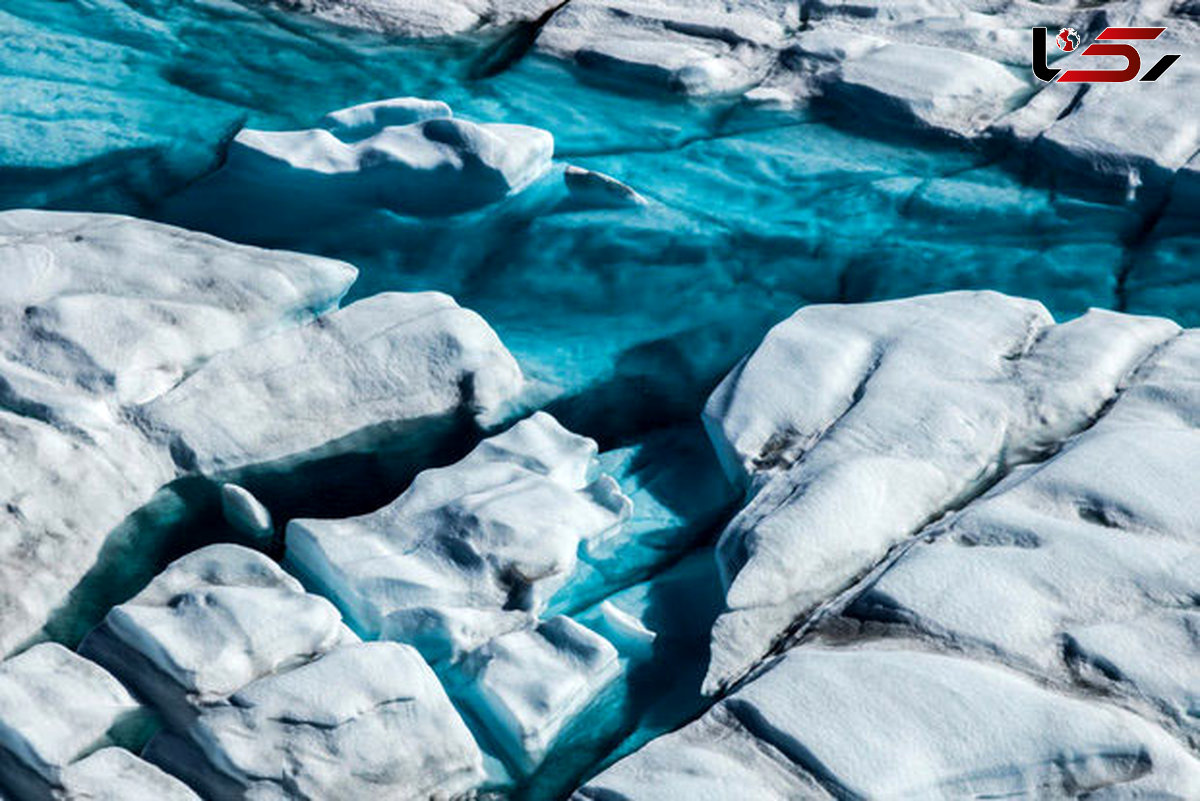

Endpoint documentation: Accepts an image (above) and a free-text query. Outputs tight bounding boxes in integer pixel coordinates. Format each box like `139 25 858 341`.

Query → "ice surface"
840 330 1200 743
2 0 1199 795
0 210 354 656
285 412 630 660
457 616 620 775
224 113 554 216
0 644 149 797
58 748 200 801
581 647 1200 799
549 425 736 614
219 484 274 542
272 0 562 38
0 210 524 659
149 641 484 799
80 545 352 728
701 292 1180 690
140 290 523 475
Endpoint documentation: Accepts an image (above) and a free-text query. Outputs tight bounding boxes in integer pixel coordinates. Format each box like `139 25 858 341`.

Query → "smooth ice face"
58 748 200 801
457 616 620 775
701 293 1180 691
840 331 1200 744
285 412 631 661
580 648 1200 799
0 644 146 788
140 291 524 474
159 642 484 800
81 545 353 725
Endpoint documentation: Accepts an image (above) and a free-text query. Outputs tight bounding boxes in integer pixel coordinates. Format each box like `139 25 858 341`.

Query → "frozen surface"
149 642 484 799
839 330 1200 743
140 290 524 474
1 0 1199 795
0 644 149 797
702 292 1179 690
286 412 630 660
0 210 354 656
58 748 200 801
81 545 352 727
0 210 523 659
457 616 620 775
581 647 1200 799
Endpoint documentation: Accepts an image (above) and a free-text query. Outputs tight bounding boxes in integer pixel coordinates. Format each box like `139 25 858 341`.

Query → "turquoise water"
3 2 1198 797
4 0 1196 444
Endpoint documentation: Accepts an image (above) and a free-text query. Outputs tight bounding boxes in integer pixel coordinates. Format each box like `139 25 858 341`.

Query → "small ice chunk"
80 545 350 726
219 483 273 541
153 642 484 799
458 616 620 774
0 644 146 783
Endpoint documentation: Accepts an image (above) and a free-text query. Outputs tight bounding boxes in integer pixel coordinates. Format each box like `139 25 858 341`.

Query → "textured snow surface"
81 545 352 726
838 329 1200 745
286 412 629 659
150 641 484 799
0 210 353 656
0 644 149 798
58 748 200 801
702 291 1180 690
458 616 620 774
140 290 523 474
0 210 523 660
581 648 1200 799
2 0 1199 795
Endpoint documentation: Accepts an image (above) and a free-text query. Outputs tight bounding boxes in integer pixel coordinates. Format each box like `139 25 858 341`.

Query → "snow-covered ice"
148 641 484 800
580 647 1200 799
0 210 524 660
0 644 151 798
456 616 620 775
701 292 1179 690
58 748 200 801
80 544 353 728
286 412 630 661
140 291 523 475
839 329 1200 743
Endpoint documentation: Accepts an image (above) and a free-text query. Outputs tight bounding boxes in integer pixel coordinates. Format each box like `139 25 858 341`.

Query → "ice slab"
80 544 353 729
148 642 484 800
456 616 620 775
0 210 524 659
841 330 1200 743
581 647 1200 799
140 290 524 475
286 412 630 661
701 292 1180 690
0 644 151 798
58 748 200 801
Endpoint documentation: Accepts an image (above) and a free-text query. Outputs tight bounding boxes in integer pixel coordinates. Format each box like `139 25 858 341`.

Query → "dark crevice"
468 0 573 80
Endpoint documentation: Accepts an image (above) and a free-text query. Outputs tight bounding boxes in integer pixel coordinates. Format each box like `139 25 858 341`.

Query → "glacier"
0 0 1198 799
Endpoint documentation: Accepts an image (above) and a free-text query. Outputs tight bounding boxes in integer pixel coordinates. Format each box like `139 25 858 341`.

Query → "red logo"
1056 28 1080 52
1033 27 1181 82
